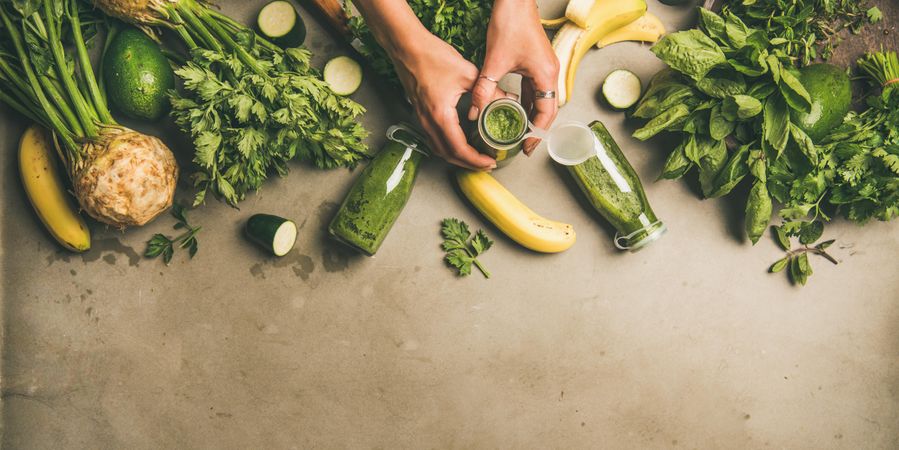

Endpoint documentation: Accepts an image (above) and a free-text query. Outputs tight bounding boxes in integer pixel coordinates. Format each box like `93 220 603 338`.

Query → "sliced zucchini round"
257 1 306 48
246 214 297 257
602 69 643 110
323 56 363 96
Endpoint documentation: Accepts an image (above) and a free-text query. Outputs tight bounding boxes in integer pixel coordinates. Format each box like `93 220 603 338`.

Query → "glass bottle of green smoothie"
552 121 666 251
329 124 429 256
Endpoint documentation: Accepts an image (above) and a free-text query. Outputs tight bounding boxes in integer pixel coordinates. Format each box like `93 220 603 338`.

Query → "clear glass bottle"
550 121 666 251
328 124 428 255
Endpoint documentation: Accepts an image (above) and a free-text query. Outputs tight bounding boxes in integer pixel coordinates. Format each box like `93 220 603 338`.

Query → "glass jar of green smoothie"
328 124 428 256
470 98 528 167
547 121 666 251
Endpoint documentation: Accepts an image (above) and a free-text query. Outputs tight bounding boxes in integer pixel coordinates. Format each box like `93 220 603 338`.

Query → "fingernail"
467 106 479 121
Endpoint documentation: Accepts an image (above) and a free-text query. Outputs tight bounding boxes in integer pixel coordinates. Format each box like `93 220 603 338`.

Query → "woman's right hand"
390 32 505 170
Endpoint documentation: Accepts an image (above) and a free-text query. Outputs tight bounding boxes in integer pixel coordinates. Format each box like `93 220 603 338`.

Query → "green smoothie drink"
470 98 528 167
329 124 428 255
548 121 666 251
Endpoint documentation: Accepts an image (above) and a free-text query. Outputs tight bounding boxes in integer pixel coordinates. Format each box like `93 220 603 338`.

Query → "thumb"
467 62 508 121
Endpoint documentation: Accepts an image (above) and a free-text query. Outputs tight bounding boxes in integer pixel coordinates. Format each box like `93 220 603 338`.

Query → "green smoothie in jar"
471 98 528 167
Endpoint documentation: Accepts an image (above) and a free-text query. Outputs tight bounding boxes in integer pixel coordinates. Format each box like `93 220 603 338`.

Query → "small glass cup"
470 98 528 168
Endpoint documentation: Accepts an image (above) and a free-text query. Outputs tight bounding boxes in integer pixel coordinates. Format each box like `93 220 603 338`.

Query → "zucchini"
257 1 306 48
602 69 643 110
246 214 297 257
324 56 363 96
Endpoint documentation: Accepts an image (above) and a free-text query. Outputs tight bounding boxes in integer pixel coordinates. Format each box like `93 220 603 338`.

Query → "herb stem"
40 1 99 138
68 0 115 125
0 5 78 154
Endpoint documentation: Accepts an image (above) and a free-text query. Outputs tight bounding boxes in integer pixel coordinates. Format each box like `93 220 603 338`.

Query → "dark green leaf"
798 221 824 245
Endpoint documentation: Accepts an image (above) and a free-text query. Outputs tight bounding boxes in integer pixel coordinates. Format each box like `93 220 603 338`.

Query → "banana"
551 22 584 106
19 125 91 252
596 13 666 48
552 0 647 105
456 170 575 254
540 16 568 30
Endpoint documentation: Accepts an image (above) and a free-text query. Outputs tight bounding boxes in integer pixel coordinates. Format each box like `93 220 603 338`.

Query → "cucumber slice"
602 69 643 110
324 56 363 96
246 214 297 257
257 1 306 48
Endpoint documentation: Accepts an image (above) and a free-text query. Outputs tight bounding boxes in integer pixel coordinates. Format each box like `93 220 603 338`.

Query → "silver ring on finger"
534 90 556 99
479 75 500 83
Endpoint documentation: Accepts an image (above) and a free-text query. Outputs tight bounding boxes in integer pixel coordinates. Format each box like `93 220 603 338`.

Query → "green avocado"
103 28 175 121
790 63 851 142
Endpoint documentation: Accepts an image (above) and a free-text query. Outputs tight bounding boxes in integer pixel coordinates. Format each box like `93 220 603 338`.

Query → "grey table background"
2 1 898 448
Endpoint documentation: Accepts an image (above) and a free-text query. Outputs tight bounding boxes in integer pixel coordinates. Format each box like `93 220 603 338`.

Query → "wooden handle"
302 0 351 38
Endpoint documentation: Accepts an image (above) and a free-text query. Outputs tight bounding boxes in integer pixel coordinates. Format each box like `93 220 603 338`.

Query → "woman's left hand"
468 0 560 155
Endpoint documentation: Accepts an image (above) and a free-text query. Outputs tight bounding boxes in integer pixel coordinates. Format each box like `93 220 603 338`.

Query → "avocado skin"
790 63 851 142
103 28 175 121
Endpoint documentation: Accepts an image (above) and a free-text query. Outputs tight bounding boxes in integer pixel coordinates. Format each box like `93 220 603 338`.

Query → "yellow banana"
19 125 91 252
540 16 568 30
456 170 575 254
596 13 666 48
553 0 647 105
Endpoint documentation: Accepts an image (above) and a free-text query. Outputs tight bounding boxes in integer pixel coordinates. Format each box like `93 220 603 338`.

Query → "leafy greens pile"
155 0 369 207
346 0 492 88
632 8 898 285
633 9 821 244
724 0 882 66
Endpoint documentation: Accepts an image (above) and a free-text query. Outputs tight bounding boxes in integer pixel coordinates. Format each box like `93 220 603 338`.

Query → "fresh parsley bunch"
723 0 882 66
346 0 493 88
171 45 369 207
825 51 899 224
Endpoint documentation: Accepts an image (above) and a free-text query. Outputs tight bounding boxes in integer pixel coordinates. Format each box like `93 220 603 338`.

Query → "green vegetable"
602 69 643 110
441 218 492 278
323 56 363 96
257 0 306 48
347 0 492 88
790 64 851 142
145 204 202 264
768 225 837 286
103 27 175 121
745 180 772 244
93 0 370 207
824 51 899 225
0 0 179 229
246 214 297 257
723 0 879 65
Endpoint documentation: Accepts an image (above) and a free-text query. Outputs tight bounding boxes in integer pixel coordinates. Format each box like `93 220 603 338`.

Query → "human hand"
392 32 510 170
468 0 560 155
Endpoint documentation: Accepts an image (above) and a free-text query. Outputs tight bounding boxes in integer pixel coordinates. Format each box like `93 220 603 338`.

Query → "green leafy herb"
347 0 493 88
441 218 492 278
145 204 202 265
157 1 369 207
768 225 837 286
724 0 880 66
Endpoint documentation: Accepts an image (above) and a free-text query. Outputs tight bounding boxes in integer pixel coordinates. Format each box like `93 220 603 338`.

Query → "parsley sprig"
441 218 492 278
145 204 202 265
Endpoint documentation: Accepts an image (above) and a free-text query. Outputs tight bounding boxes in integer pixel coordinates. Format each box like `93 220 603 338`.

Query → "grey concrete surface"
1 1 898 449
